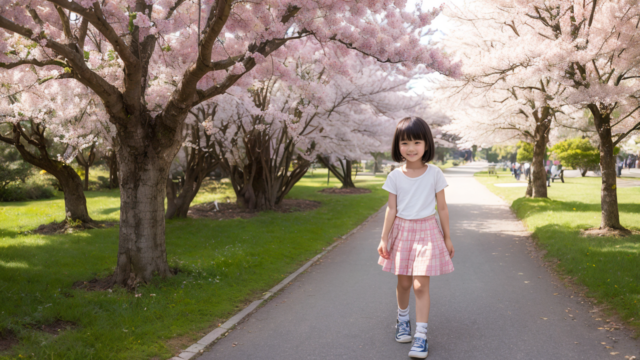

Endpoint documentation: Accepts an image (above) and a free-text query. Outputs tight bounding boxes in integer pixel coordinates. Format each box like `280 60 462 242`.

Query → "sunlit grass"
475 171 640 332
0 169 388 359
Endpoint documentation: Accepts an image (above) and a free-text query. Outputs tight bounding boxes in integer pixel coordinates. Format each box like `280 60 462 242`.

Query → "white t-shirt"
382 165 448 219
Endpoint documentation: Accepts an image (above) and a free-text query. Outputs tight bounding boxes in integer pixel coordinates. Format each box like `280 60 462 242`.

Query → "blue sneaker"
408 335 428 358
395 319 412 343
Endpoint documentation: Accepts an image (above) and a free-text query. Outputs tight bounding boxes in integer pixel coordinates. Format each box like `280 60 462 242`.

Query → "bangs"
397 120 428 142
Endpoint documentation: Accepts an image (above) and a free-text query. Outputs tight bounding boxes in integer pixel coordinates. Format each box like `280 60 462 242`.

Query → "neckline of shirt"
397 164 430 180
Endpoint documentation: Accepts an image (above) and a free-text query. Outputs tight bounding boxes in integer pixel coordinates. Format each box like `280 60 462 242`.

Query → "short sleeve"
434 167 448 193
382 171 397 194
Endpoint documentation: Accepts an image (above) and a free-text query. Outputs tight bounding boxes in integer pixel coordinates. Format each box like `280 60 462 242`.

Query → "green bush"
550 138 620 174
516 141 534 163
0 181 56 201
550 138 599 173
97 175 110 189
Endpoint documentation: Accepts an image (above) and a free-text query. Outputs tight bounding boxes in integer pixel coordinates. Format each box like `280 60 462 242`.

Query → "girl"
377 117 455 359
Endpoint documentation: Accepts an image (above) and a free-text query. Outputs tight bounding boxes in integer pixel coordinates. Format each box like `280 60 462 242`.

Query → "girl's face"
399 138 426 163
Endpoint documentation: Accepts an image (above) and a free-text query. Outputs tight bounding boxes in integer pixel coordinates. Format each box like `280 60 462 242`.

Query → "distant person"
377 117 454 359
515 164 522 180
617 157 624 177
511 163 516 176
524 162 531 179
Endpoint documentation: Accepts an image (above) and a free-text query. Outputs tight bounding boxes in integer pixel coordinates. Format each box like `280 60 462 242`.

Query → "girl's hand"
444 238 455 259
378 240 390 259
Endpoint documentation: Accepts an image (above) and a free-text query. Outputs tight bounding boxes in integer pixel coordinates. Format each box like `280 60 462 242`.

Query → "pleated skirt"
378 215 454 276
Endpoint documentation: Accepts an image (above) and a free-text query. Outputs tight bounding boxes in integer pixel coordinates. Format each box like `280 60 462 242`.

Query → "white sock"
414 322 428 338
398 306 410 322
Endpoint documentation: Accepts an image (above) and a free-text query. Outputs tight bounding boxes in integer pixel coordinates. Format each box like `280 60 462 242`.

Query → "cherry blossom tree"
0 79 103 223
495 0 640 230
0 0 459 285
435 2 572 198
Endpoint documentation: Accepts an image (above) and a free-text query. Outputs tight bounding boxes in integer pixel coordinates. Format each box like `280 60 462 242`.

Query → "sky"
405 0 464 95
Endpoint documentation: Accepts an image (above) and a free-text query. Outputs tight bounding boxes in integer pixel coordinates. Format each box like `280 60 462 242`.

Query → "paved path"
198 163 639 360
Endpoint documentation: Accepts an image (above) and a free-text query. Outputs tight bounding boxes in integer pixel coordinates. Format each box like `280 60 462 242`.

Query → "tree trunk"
53 165 92 223
317 156 356 188
113 133 179 287
75 143 96 191
525 173 533 197
30 162 91 222
341 160 356 188
588 104 624 230
84 165 89 191
371 152 382 175
165 125 219 219
580 168 588 177
165 171 206 219
108 150 119 189
530 108 551 198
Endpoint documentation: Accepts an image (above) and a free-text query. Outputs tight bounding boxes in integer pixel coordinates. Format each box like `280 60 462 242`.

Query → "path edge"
170 205 387 360
470 175 640 341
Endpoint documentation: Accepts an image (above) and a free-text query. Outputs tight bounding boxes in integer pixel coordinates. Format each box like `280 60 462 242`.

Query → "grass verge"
474 170 640 334
0 170 388 359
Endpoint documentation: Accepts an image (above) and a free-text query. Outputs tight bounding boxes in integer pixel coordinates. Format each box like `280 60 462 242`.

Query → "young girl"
377 117 455 359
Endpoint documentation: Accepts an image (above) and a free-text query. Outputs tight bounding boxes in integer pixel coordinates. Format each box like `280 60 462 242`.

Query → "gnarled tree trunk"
112 116 184 287
165 122 219 219
210 85 315 211
587 104 625 230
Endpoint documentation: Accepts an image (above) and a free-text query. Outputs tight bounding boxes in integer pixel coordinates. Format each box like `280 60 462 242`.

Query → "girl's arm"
436 189 455 259
377 193 397 259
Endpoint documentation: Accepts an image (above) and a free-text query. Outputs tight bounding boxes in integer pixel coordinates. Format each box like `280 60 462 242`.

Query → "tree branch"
45 0 139 68
0 59 67 69
77 17 89 49
166 0 188 19
0 15 127 120
55 6 73 40
612 121 640 146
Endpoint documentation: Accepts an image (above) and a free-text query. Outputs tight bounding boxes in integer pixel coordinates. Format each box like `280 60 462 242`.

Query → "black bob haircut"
391 117 435 163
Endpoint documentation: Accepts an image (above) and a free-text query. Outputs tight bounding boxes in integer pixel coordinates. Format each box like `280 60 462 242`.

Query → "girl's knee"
412 277 430 293
397 276 412 291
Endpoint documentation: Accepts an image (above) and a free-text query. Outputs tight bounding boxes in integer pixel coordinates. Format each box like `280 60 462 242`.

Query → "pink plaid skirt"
378 215 454 276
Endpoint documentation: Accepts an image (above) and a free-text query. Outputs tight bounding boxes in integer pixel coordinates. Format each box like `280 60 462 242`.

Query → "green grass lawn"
475 170 640 332
0 170 389 359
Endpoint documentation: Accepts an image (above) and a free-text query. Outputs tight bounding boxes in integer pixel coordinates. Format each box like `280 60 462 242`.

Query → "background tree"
165 106 220 219
550 138 600 177
516 141 534 163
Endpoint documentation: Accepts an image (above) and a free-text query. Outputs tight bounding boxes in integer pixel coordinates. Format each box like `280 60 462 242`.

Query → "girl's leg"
413 276 431 323
410 276 431 357
397 275 413 310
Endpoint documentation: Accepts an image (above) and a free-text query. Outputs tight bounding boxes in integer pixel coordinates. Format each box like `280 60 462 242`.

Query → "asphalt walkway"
198 163 639 360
